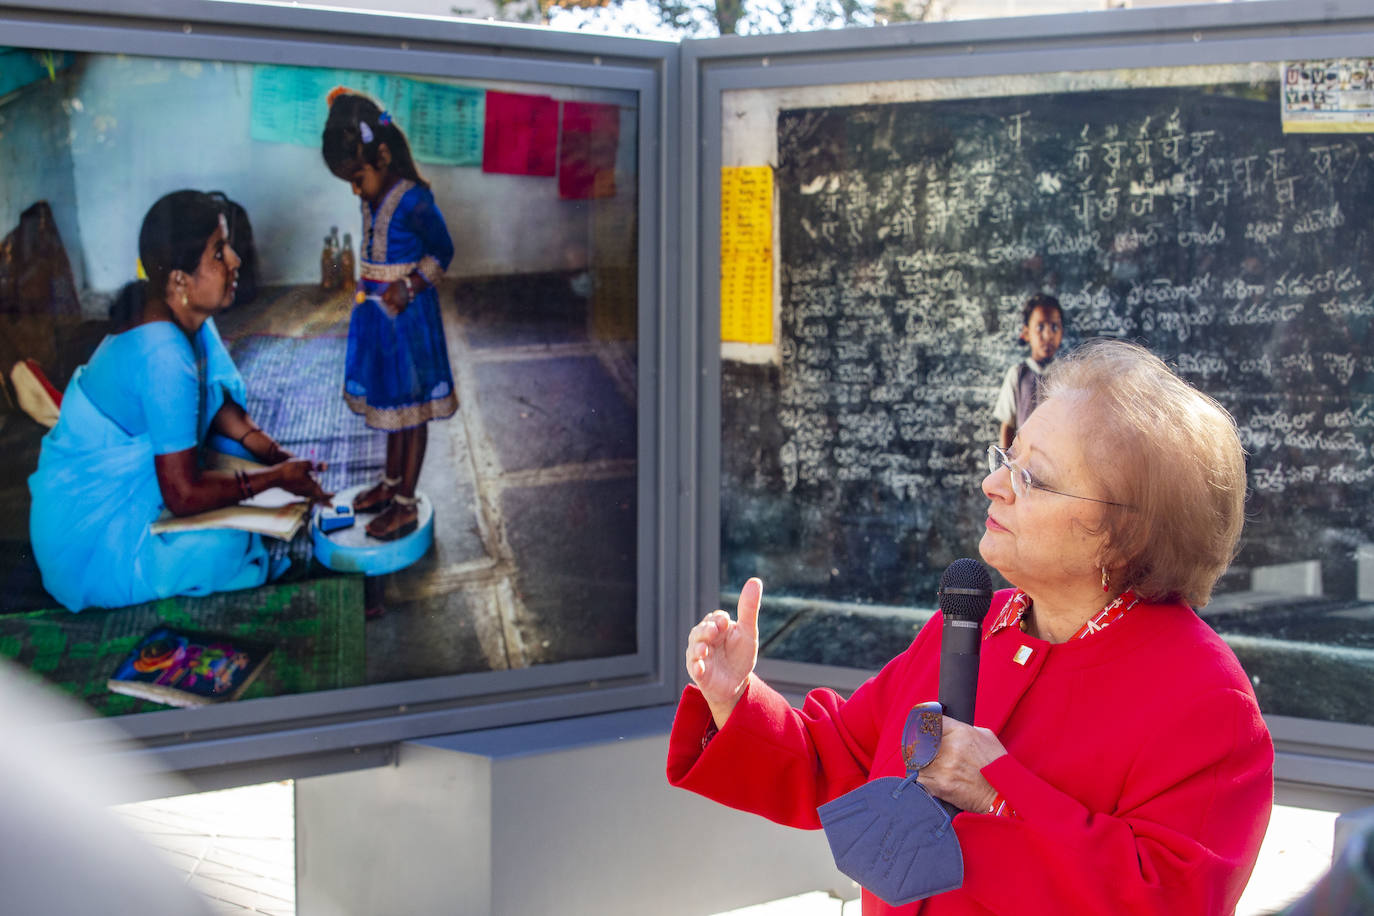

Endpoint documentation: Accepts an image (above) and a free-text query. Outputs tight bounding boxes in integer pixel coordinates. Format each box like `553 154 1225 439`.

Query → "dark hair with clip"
110 190 226 327
321 91 428 189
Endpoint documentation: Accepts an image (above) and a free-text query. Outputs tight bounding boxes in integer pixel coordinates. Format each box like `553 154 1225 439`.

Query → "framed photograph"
0 1 673 768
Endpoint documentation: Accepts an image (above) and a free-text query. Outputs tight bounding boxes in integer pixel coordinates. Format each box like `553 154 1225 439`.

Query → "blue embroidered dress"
346 179 459 430
28 319 273 611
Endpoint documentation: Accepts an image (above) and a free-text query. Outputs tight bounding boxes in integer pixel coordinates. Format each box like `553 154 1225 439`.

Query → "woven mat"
228 333 385 494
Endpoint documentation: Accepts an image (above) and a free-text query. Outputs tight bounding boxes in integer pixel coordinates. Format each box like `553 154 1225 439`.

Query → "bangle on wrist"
235 469 254 501
402 274 416 302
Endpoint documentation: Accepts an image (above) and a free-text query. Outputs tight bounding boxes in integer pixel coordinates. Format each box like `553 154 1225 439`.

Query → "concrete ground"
215 275 639 685
355 277 638 680
114 781 1338 915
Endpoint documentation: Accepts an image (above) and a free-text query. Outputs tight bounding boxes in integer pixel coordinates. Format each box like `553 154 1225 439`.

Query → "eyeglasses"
986 444 1134 509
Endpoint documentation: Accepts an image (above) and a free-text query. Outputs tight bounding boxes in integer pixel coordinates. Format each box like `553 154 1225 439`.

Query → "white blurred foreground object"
0 659 213 916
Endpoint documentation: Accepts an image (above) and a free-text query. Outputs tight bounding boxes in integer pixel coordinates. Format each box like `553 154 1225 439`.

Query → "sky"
215 0 1236 41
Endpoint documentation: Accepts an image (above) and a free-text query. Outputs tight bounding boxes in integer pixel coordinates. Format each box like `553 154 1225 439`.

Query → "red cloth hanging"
558 101 620 200
482 90 558 177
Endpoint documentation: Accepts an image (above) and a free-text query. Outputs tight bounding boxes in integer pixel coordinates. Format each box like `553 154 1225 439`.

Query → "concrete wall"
296 708 856 916
0 72 87 292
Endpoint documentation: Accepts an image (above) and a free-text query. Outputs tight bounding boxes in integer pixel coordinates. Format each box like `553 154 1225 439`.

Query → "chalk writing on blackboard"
720 82 1374 603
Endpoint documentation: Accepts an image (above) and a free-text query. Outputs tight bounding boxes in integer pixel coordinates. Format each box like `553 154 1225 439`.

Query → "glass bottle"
329 226 343 290
320 234 336 290
340 232 356 286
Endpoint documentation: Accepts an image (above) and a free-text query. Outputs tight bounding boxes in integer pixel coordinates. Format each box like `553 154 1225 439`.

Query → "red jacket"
667 590 1274 915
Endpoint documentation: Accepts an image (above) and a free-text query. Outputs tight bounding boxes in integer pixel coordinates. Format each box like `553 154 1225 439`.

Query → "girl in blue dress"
28 191 331 611
323 91 459 541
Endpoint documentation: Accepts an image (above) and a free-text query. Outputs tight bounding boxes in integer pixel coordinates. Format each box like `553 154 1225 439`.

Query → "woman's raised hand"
274 458 333 505
686 578 762 728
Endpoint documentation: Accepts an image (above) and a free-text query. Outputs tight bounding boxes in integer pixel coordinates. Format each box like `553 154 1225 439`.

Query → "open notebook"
149 451 311 541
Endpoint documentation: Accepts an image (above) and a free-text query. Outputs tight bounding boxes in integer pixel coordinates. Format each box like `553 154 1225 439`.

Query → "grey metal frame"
9 0 1374 802
1 0 682 787
678 0 1374 809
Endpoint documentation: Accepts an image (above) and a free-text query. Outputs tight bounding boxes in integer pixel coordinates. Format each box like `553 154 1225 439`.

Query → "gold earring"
181 291 188 307
1101 567 1110 592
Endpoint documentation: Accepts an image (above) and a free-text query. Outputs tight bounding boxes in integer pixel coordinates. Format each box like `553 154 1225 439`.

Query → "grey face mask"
816 702 964 906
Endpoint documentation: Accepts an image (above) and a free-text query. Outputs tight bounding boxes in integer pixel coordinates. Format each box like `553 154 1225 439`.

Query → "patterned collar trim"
986 588 1140 642
360 178 416 264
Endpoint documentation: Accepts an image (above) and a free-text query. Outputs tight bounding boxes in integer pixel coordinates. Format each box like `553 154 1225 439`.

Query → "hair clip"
359 122 374 144
135 257 147 280
378 110 393 126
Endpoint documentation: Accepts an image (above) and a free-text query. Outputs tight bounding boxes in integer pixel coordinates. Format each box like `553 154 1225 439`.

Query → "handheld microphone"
937 558 993 727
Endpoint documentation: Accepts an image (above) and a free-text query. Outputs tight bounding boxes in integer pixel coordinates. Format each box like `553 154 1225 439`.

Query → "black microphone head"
938 558 993 623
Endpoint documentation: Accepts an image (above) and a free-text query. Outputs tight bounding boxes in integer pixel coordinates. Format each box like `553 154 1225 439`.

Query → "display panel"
718 63 1374 724
0 43 641 716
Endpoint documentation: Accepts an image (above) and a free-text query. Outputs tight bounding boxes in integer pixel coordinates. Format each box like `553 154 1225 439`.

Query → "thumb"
736 578 762 637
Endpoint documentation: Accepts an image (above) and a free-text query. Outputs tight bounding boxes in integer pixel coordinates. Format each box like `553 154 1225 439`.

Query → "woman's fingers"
684 580 766 694
736 578 762 639
686 610 730 682
686 634 712 683
917 718 1006 812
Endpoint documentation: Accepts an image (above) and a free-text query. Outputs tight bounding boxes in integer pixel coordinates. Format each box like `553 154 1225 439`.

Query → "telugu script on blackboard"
720 83 1374 601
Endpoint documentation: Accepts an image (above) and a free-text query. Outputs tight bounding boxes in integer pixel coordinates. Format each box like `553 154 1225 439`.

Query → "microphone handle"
937 618 982 818
938 620 981 726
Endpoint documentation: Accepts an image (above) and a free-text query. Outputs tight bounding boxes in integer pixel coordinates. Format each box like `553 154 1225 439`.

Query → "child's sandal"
353 475 400 513
365 493 419 541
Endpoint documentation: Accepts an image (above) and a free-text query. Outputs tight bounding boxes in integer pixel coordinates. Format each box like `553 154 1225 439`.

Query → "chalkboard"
721 82 1374 607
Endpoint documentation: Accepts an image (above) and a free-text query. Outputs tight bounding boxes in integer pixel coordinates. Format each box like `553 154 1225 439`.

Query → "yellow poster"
721 166 774 345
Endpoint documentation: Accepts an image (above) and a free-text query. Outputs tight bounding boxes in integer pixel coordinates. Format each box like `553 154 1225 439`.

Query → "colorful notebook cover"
106 626 273 708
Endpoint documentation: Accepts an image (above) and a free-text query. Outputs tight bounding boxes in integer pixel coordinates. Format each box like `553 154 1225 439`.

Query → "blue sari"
28 319 272 611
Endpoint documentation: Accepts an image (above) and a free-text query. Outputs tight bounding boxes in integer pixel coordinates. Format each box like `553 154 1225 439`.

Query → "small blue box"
319 504 356 533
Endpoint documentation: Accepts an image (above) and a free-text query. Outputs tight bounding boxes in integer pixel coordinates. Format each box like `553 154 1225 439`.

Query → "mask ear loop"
894 700 952 836
901 700 944 773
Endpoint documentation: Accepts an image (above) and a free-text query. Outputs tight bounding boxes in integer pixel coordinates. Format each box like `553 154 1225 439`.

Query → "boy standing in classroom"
993 292 1064 448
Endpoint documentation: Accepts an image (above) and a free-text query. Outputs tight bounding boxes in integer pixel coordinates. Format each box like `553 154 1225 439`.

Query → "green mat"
0 576 366 716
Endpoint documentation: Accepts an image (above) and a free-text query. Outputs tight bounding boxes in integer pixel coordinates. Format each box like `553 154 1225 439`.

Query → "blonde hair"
1043 339 1246 607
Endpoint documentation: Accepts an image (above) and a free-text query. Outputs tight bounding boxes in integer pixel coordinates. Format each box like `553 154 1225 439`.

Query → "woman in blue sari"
29 191 330 612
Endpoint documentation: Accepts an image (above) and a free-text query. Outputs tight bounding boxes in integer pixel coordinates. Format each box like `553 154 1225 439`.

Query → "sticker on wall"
1282 59 1374 133
720 165 774 346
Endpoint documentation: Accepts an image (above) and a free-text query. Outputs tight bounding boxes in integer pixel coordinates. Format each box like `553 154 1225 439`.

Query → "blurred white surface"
0 660 212 916
115 782 295 915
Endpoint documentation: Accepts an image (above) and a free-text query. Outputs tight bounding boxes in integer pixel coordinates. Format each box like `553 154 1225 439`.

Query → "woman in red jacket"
668 339 1273 915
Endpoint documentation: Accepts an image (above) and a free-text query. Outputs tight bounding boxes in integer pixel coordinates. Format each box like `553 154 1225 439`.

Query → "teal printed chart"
251 65 481 166
250 65 342 147
406 81 484 166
